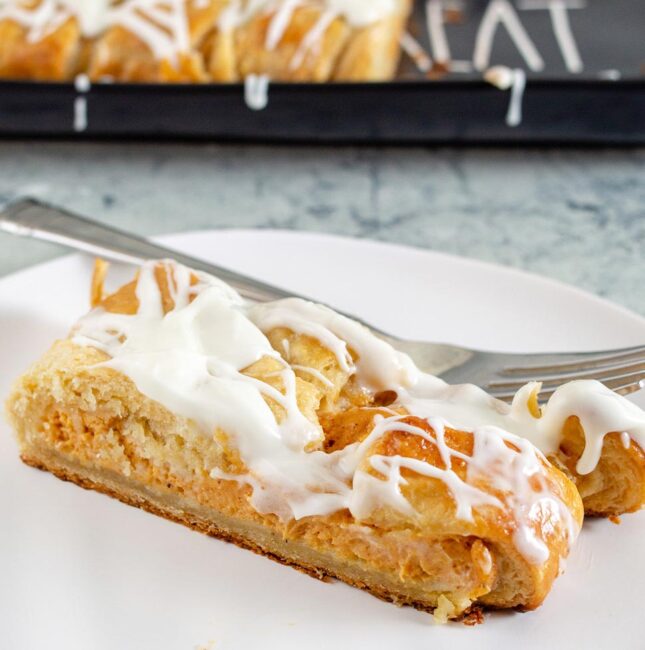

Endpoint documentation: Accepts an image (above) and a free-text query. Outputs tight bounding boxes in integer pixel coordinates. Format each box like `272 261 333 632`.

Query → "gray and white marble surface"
0 142 643 315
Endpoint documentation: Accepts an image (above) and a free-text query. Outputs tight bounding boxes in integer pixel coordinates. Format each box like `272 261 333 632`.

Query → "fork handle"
0 198 297 303
0 198 482 377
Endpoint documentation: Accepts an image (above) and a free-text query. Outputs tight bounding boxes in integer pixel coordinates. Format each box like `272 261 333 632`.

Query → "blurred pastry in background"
0 0 412 83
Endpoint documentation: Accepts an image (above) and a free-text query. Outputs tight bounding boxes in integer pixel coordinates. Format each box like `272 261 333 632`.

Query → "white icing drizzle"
251 299 356 375
466 423 577 563
324 0 398 28
223 0 399 78
71 261 645 565
73 96 87 132
73 73 90 132
218 0 268 32
63 0 110 35
519 0 583 73
473 0 544 72
265 0 299 50
0 0 109 40
290 364 335 388
506 67 526 127
74 72 90 93
247 297 645 474
289 9 336 71
244 73 270 110
109 0 191 64
484 65 526 127
218 0 397 34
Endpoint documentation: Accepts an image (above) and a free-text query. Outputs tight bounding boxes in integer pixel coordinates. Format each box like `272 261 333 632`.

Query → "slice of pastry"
6 260 589 620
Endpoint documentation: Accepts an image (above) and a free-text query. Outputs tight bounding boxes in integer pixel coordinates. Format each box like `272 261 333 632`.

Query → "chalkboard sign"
401 0 643 81
0 0 642 143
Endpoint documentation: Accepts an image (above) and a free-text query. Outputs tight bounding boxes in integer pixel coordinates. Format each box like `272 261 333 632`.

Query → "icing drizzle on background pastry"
0 0 396 64
72 261 643 565
0 0 399 110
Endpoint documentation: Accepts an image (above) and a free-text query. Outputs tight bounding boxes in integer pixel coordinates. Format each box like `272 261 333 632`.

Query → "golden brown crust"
231 7 351 82
90 258 109 307
20 453 336 584
0 16 81 80
89 30 209 83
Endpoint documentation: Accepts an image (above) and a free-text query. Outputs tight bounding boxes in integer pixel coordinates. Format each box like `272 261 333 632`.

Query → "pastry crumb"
433 594 472 624
462 606 485 626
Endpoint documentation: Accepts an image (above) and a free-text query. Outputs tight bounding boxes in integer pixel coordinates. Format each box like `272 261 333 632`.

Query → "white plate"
1 231 643 650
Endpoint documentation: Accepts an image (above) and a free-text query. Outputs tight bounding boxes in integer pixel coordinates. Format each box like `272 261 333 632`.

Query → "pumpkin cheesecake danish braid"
7 260 590 620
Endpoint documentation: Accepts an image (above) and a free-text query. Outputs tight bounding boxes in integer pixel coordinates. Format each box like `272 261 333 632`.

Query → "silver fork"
2 198 644 404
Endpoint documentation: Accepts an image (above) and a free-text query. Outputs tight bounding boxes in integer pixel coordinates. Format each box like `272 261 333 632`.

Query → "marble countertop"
0 142 643 316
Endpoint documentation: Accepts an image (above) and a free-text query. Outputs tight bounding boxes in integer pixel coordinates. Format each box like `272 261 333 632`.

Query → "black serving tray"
0 0 643 144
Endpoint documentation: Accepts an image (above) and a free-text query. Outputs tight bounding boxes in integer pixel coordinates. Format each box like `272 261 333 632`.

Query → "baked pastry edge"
19 443 489 618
